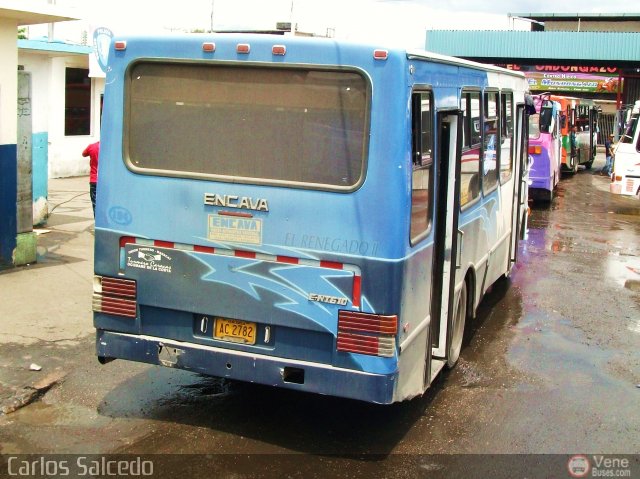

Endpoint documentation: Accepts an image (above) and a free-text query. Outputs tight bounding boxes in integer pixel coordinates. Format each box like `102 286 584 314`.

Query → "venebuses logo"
109 206 133 225
567 455 590 478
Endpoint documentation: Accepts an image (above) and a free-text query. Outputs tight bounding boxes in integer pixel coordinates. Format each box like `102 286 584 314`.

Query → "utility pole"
214 0 216 33
48 0 56 42
290 0 295 34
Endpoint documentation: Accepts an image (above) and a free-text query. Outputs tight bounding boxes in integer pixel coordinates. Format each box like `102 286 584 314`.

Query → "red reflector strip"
352 276 361 308
202 42 216 52
154 240 174 248
114 41 127 51
276 255 299 264
320 260 343 270
237 43 250 54
272 45 286 55
339 311 397 334
194 245 215 254
120 236 136 247
118 237 361 308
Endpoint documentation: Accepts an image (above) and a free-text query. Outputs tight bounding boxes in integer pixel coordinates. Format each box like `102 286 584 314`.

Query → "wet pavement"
0 164 639 477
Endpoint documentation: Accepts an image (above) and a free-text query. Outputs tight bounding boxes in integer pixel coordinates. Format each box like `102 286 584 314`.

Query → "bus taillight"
528 145 541 155
337 311 397 357
92 276 137 318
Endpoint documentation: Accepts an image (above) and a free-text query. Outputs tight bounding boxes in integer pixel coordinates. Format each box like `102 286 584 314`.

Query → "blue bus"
93 34 531 404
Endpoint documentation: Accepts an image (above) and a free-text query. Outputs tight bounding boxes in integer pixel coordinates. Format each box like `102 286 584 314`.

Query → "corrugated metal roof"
509 12 640 20
425 31 640 62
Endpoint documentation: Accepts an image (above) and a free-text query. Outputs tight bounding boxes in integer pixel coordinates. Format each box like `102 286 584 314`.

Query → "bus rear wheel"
446 280 468 369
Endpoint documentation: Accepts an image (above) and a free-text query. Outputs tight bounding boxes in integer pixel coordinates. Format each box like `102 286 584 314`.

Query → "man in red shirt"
82 141 100 217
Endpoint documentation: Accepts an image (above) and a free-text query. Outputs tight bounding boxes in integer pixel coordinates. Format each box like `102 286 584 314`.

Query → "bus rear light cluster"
528 145 542 155
93 276 137 318
337 311 397 357
626 178 635 192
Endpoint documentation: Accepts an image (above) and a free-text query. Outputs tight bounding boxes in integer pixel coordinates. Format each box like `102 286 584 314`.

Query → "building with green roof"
425 13 640 107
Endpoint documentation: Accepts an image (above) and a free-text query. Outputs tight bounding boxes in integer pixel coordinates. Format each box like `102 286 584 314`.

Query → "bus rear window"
528 114 541 139
620 114 638 144
126 62 369 189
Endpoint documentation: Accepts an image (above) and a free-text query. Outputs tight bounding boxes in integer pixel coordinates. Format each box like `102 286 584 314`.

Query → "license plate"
214 318 257 345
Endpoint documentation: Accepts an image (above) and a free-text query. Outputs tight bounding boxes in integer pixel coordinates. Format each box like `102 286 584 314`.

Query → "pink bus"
528 95 562 202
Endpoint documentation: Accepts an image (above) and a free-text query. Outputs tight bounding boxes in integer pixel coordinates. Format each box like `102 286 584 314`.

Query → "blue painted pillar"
0 144 17 269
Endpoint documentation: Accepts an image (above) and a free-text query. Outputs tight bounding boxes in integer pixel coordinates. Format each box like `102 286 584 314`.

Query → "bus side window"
500 91 514 182
410 91 434 244
482 91 499 193
460 91 481 207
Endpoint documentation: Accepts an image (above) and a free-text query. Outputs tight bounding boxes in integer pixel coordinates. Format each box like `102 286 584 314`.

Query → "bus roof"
406 48 526 79
111 33 525 79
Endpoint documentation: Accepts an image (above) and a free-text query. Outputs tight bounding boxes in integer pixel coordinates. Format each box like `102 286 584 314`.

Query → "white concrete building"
19 39 103 179
0 1 79 267
18 38 104 223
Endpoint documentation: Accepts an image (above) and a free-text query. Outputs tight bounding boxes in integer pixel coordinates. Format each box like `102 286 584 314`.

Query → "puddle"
605 255 640 288
507 310 614 388
98 367 216 419
168 377 231 404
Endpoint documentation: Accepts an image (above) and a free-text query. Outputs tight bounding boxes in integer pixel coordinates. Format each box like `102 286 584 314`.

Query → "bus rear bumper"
529 177 553 191
96 330 397 404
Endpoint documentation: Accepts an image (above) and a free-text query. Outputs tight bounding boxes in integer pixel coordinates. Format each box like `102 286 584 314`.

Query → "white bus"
611 100 640 197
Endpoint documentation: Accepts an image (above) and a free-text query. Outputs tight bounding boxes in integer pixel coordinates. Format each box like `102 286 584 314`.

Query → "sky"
28 0 640 49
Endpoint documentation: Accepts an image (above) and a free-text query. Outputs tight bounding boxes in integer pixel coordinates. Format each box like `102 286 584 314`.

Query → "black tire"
565 155 577 175
446 280 467 369
540 180 554 203
584 160 593 170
